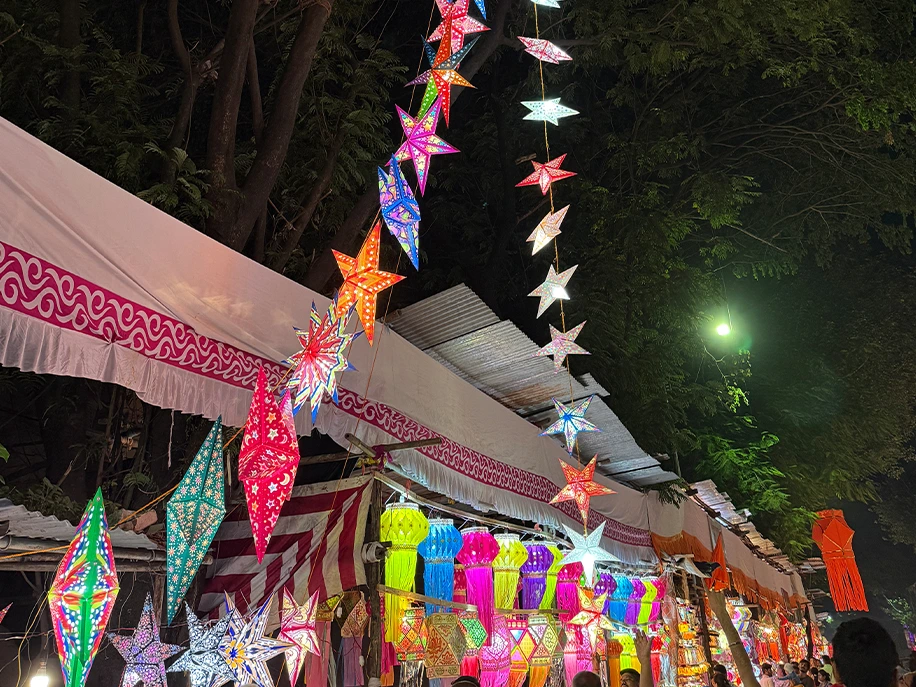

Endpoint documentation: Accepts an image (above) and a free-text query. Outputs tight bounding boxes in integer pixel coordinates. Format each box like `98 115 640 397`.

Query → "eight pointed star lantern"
527 205 569 254
220 596 292 687
550 455 615 525
108 593 182 687
529 264 578 317
516 153 577 195
540 396 600 453
278 588 321 684
394 96 459 196
167 605 234 687
561 522 619 585
522 98 579 125
535 322 590 373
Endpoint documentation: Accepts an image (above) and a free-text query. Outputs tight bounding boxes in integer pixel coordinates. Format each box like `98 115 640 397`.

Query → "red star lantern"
549 455 615 525
334 222 406 344
515 154 576 195
239 367 301 562
429 0 489 51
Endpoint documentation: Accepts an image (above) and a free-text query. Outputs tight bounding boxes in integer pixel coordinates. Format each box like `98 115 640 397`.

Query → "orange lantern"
812 510 868 612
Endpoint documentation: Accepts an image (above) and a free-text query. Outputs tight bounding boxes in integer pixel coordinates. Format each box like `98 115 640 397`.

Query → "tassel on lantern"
637 578 657 626
528 614 560 687
494 534 528 611
649 577 666 622
480 614 511 687
607 575 632 623
812 509 868 611
547 654 565 687
541 544 563 611
607 639 623 687
342 637 363 687
594 572 617 617
521 542 553 610
564 628 580 687
419 519 463 614
457 527 500 642
381 503 430 642
625 578 646 626
556 562 583 622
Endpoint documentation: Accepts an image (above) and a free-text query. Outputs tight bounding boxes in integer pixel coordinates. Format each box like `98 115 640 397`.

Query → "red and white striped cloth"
199 475 372 618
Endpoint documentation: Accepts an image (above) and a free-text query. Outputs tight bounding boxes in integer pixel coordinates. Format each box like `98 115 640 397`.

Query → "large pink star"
394 96 459 195
550 455 615 525
429 0 489 51
279 588 321 685
516 153 576 195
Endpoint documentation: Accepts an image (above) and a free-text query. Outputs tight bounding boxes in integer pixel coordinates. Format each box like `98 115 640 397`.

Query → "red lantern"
812 510 868 612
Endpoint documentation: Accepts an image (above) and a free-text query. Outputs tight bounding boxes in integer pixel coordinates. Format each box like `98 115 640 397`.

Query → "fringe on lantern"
399 661 424 687
425 561 457 614
626 578 646 625
342 636 364 686
382 640 396 686
480 662 510 687
508 668 528 687
565 639 579 687
461 653 479 678
522 575 547 610
608 575 632 623
824 561 868 611
557 579 579 622
465 566 495 640
547 655 565 687
638 578 657 625
305 621 332 686
530 665 551 687
649 578 666 622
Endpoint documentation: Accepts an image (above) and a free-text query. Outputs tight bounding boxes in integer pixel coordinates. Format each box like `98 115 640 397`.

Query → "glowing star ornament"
535 322 590 373
540 396 600 453
561 522 619 583
518 37 572 64
529 264 577 317
379 156 421 269
522 98 579 125
220 597 292 687
430 0 489 50
568 588 615 643
530 0 562 8
527 205 569 254
394 96 459 195
279 588 321 683
515 153 576 195
48 489 119 687
408 35 479 126
167 605 233 687
550 456 615 525
284 299 360 422
165 419 225 624
334 221 406 344
108 594 182 687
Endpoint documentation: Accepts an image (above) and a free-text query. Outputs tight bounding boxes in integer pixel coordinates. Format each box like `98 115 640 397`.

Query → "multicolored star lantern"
284 299 360 423
518 37 572 64
568 588 615 643
379 156 422 269
165 418 225 624
394 96 459 195
561 522 618 583
550 455 615 525
522 98 579 125
239 367 301 562
430 0 489 51
529 263 577 317
540 396 600 453
220 596 292 687
108 594 181 687
527 205 568 254
278 588 321 683
515 153 576 195
167 605 233 687
408 35 479 126
334 221 406 344
48 488 119 687
535 322 589 372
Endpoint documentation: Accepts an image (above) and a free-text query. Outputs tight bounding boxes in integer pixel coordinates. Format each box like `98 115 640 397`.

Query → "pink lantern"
456 527 499 642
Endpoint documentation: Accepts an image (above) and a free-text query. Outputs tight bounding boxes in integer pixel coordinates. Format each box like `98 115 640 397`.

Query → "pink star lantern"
515 153 576 195
0 604 9 624
518 37 572 64
239 367 301 563
430 0 489 51
394 96 459 195
550 455 615 525
108 594 182 687
535 322 589 372
279 588 321 684
527 205 569 254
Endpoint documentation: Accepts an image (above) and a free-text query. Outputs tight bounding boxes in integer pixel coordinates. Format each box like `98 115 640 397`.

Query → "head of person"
818 670 831 685
714 665 728 677
793 663 801 674
833 617 898 687
777 665 787 677
802 661 812 673
574 671 603 687
621 668 641 687
822 655 832 667
714 673 729 687
813 659 822 669
763 664 774 677
452 678 481 687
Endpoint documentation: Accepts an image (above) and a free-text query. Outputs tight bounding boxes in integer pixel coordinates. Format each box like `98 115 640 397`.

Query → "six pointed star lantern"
515 153 577 195
528 264 578 317
279 588 321 684
550 455 615 525
167 605 234 687
540 396 600 453
522 98 579 125
527 205 569 254
535 322 589 372
108 594 182 687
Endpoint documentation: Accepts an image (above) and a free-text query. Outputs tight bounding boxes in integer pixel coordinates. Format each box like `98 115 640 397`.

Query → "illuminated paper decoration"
527 205 569 254
494 534 528 610
569 588 614 646
607 575 632 623
536 322 589 373
540 396 600 453
239 369 301 562
460 611 488 651
424 612 465 678
522 99 579 125
48 488 119 687
625 578 646 625
550 455 615 525
108 594 181 687
220 597 292 687
167 605 233 687
541 544 563 610
528 614 560 687
456 526 500 641
561 522 618 584
379 156 422 269
515 153 576 195
381 503 430 642
396 607 427 661
409 35 479 126
529 264 577 317
594 572 616 616
283 299 360 422
419 518 464 613
480 614 512 687
334 221 406 344
279 588 321 684
0 604 9 624
812 509 868 611
430 0 489 50
508 615 533 687
165 418 225 624
518 37 572 64
521 543 553 610
530 0 562 8
394 96 459 195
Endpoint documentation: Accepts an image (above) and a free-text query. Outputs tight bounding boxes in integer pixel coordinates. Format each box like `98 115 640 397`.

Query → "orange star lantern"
550 456 615 525
333 222 405 344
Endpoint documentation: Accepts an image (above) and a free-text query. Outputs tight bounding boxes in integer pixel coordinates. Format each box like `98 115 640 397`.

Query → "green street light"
715 323 731 336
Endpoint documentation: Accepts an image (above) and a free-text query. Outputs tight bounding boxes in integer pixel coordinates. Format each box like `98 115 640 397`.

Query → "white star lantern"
529 264 577 317
536 322 590 372
561 521 619 585
527 205 569 254
522 98 579 125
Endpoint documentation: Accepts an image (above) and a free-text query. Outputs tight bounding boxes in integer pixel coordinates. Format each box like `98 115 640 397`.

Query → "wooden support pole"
692 577 716 686
366 477 383 686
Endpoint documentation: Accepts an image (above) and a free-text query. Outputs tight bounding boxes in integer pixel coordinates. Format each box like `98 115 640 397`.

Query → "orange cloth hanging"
811 510 868 612
705 534 729 592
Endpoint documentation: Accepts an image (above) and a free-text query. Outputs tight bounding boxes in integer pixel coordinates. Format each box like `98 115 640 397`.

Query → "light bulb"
551 285 569 299
30 670 49 687
581 552 596 585
715 323 731 336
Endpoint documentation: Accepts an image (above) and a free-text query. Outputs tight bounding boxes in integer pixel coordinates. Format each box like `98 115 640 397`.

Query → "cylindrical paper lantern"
459 611 487 678
480 614 511 687
528 614 560 687
556 562 583 623
457 527 500 641
494 534 528 611
521 543 553 610
424 612 465 679
507 615 531 687
419 518 463 614
608 575 632 623
380 503 429 642
540 544 564 611
626 578 646 625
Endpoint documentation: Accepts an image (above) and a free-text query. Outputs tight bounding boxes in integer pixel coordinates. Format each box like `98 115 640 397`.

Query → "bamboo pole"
366 477 383 687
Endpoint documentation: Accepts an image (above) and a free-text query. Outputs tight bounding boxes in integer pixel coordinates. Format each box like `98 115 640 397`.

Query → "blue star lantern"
522 98 579 126
379 156 421 269
541 396 600 453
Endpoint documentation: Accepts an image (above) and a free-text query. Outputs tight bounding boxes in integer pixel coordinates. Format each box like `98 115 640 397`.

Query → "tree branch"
58 0 81 111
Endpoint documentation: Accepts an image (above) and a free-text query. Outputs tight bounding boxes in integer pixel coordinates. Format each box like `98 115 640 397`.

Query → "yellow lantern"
380 502 429 642
493 533 528 610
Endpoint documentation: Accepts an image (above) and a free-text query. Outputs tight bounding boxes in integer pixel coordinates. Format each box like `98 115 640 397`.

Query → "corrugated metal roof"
389 284 679 488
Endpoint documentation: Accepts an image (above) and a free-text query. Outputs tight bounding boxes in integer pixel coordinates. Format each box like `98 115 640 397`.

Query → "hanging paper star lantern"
166 418 225 624
167 605 233 687
48 488 119 687
239 367 301 563
334 221 406 344
0 604 10 624
568 588 615 645
530 0 562 7
220 597 292 687
518 37 572 64
540 396 600 453
561 522 619 584
108 593 182 687
528 264 577 317
550 455 615 525
408 35 479 126
379 156 422 269
279 588 321 684
430 0 489 51
394 96 459 195
522 99 579 125
515 154 576 195
535 322 590 372
527 205 569 254
283 299 360 422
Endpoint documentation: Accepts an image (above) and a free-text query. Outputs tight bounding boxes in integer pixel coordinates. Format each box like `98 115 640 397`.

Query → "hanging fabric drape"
706 533 729 592
381 503 430 642
419 519 463 614
521 542 553 610
457 527 500 642
811 510 868 611
541 544 564 611
494 534 528 611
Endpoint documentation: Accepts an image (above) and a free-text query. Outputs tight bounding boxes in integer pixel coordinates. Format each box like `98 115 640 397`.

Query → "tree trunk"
162 0 200 182
706 589 761 687
58 0 81 110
